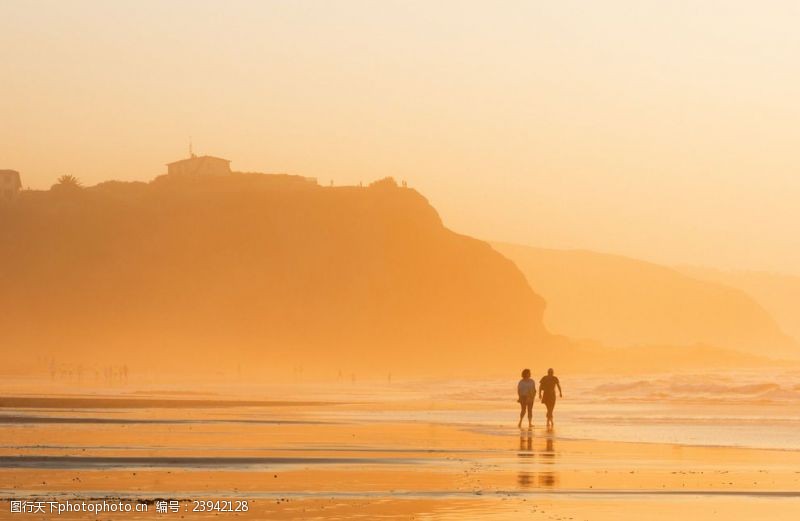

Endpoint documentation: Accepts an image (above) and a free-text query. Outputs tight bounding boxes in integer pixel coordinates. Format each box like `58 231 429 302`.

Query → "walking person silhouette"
539 368 563 430
517 368 536 429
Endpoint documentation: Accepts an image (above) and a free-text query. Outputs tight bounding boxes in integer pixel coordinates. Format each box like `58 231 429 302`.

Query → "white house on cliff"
0 170 22 202
166 154 232 177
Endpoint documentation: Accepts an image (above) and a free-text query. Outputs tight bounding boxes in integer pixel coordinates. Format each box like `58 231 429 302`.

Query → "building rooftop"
166 155 231 166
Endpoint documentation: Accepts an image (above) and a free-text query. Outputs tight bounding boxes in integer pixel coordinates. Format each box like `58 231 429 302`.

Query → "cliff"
678 266 800 345
0 175 547 377
493 243 797 359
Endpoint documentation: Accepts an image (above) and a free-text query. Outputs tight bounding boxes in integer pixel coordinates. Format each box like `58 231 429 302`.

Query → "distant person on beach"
517 368 536 429
539 368 562 429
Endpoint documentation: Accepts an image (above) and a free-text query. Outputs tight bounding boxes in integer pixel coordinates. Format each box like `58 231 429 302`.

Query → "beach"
2 371 800 520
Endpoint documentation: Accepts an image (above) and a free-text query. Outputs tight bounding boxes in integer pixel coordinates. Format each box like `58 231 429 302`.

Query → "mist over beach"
2 1 800 520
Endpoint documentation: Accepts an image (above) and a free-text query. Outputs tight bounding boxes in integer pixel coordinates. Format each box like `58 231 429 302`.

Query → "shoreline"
2 377 799 519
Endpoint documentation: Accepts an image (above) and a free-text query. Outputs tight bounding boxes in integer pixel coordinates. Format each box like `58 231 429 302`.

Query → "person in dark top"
538 368 562 429
517 368 536 429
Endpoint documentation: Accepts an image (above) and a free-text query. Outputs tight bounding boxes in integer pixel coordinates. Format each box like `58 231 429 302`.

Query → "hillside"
0 174 547 377
492 243 797 359
678 267 800 344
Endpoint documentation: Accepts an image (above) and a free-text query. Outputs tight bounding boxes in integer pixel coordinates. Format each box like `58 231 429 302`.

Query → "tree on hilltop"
51 175 84 193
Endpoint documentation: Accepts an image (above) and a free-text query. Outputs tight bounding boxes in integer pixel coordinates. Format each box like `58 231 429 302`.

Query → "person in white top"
517 368 536 429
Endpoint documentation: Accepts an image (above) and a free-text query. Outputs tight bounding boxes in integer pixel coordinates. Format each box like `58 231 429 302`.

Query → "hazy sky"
2 0 798 274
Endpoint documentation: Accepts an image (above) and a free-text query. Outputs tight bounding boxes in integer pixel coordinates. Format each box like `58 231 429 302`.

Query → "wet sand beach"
2 373 800 519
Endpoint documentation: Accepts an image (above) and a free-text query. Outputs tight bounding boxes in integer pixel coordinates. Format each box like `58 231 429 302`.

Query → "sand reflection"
517 430 559 488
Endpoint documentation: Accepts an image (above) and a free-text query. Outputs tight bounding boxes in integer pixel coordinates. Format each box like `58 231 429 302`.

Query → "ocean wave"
590 373 800 404
668 383 781 394
592 381 659 393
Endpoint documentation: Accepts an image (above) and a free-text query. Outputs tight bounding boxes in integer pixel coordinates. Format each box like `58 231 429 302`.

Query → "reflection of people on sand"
546 436 554 454
538 471 558 487
538 435 558 486
542 435 555 459
517 368 536 429
518 429 533 454
517 429 534 488
539 368 562 429
518 431 559 489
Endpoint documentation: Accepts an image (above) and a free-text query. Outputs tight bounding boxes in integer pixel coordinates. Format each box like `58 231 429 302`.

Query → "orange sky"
2 0 798 275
